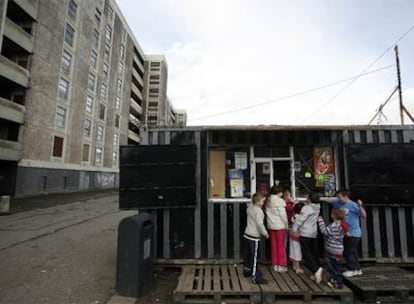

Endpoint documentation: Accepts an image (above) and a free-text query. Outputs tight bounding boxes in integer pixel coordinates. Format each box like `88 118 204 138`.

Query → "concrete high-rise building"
0 0 149 196
142 54 171 126
174 109 187 126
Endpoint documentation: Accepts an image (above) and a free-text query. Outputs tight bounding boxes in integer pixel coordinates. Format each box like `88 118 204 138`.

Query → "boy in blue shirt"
321 189 366 278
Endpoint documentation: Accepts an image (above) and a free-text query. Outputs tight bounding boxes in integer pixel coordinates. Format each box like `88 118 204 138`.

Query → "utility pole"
394 45 404 124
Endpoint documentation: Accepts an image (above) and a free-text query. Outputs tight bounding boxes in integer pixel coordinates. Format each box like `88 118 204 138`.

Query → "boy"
292 192 323 284
321 189 367 277
243 193 269 284
318 209 349 289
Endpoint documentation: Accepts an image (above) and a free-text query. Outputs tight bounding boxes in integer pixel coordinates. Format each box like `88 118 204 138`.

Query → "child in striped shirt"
317 209 348 289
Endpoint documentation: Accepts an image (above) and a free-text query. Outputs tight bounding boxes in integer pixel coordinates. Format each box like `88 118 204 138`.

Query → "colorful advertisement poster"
313 147 336 196
228 169 244 197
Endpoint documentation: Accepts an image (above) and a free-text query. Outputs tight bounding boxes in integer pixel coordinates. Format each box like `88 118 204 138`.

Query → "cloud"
117 0 414 126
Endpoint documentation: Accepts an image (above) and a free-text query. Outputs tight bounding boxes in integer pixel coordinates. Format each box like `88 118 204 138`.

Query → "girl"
266 185 288 272
289 202 305 273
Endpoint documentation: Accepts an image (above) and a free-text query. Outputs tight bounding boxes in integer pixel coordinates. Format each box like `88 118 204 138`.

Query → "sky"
117 0 414 126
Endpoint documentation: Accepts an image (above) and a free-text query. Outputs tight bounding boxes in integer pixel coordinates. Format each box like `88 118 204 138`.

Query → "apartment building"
174 109 187 126
0 0 147 196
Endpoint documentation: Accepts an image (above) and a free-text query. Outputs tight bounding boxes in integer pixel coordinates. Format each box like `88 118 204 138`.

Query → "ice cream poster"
228 169 244 197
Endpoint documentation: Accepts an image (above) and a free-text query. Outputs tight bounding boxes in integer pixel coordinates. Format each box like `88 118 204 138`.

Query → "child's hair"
252 192 264 204
308 192 321 203
270 185 284 195
294 202 305 214
337 188 351 198
332 208 346 221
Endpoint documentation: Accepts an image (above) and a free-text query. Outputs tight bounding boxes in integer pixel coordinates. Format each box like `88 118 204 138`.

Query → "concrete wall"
15 166 118 197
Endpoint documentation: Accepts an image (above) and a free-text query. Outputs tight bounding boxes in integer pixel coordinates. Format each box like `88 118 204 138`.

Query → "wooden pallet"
261 266 353 304
173 264 261 303
173 264 353 303
345 266 414 303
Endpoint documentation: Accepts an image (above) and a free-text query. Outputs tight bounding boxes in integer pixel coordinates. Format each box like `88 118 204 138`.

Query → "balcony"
132 68 144 88
133 54 145 74
0 97 25 124
13 0 38 20
127 129 140 144
0 55 29 87
131 83 143 102
130 98 142 116
4 18 34 53
0 138 21 161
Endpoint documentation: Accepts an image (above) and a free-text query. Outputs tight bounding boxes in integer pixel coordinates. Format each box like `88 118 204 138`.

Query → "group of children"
243 186 366 288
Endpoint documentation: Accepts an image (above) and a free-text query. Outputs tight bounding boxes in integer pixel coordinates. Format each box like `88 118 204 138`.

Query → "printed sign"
228 169 244 197
234 152 248 169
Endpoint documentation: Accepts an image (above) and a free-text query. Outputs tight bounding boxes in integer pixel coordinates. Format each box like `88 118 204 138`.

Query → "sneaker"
252 278 268 285
315 267 323 284
278 266 288 273
243 271 251 278
343 270 359 277
357 269 363 276
273 265 280 272
310 275 316 281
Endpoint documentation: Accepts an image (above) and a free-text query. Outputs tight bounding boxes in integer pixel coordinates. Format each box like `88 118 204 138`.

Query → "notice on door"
234 152 248 170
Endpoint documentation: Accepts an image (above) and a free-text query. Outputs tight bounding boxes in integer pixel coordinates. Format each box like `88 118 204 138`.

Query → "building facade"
0 0 176 197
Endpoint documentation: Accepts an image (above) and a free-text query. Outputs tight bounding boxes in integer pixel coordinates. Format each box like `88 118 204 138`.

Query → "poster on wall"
313 147 336 196
228 169 244 197
234 152 248 170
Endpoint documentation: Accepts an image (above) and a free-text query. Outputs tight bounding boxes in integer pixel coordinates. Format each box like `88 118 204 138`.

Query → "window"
120 45 125 60
85 95 93 114
53 136 64 157
55 106 66 128
105 25 112 42
92 29 99 47
117 78 122 95
149 88 159 93
121 28 127 42
99 103 105 120
88 73 96 91
112 151 118 165
107 5 114 20
97 125 104 142
115 96 121 110
104 43 110 61
61 50 72 74
82 144 90 162
90 50 97 68
68 0 77 20
84 119 92 137
58 78 69 100
95 147 103 164
150 62 161 67
150 75 160 80
115 114 120 128
113 133 119 146
102 63 109 81
94 8 101 24
118 62 123 75
100 84 107 102
64 24 75 47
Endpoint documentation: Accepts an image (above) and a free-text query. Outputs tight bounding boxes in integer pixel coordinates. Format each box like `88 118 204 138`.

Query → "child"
289 202 305 273
321 189 367 277
243 193 269 284
266 185 288 272
283 189 295 226
318 209 349 289
292 192 323 283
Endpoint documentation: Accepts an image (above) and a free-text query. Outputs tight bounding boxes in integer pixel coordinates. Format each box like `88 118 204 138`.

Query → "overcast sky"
117 0 414 126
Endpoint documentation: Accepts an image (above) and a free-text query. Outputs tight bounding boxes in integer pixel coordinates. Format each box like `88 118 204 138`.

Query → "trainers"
243 271 251 278
252 278 268 285
310 275 316 281
315 267 323 284
343 270 359 277
357 269 363 276
278 266 288 273
273 265 280 272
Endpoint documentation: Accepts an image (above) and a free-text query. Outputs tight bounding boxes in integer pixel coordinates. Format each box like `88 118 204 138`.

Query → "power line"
189 64 393 122
302 24 414 123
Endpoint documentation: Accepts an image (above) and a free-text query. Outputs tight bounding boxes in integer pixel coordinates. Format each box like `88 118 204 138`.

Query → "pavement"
0 191 137 304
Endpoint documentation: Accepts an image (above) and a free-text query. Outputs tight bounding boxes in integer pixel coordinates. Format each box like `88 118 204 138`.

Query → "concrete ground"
0 191 138 304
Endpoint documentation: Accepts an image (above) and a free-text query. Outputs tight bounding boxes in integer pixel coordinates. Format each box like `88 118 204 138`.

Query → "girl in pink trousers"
265 185 288 272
